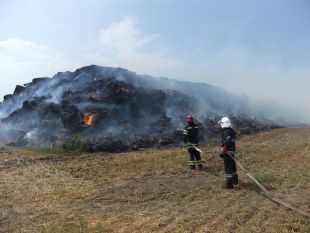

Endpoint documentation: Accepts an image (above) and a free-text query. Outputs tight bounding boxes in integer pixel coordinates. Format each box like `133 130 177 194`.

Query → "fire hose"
193 146 203 154
227 153 310 218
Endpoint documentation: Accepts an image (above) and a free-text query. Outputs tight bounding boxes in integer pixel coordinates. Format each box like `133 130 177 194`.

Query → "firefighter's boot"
233 174 239 185
189 161 196 170
224 178 234 189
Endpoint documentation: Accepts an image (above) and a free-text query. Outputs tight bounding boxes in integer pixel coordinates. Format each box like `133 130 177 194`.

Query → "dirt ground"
0 127 309 233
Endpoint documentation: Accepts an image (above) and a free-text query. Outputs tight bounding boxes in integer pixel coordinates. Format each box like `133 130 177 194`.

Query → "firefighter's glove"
219 146 228 159
219 146 228 154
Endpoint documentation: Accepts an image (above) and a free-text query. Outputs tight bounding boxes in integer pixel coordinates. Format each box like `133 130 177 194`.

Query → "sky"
1 0 310 120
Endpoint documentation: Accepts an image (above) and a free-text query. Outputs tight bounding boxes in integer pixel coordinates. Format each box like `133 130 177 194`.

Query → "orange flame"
83 113 94 126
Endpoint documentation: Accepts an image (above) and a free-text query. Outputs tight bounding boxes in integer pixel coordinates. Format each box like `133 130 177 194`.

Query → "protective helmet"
186 114 194 122
218 117 232 128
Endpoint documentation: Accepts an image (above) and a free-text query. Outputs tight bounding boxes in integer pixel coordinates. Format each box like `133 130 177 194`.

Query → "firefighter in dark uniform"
218 117 238 189
183 115 203 170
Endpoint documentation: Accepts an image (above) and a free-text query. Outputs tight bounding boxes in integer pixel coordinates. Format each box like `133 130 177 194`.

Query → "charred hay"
0 65 278 152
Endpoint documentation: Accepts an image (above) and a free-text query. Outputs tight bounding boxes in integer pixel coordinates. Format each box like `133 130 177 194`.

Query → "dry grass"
0 127 309 232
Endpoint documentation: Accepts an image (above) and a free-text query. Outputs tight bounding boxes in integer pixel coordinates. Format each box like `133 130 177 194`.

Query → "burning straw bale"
0 65 279 152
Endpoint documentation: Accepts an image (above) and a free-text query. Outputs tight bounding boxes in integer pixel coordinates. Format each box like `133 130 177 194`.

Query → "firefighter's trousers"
222 152 238 188
188 147 202 169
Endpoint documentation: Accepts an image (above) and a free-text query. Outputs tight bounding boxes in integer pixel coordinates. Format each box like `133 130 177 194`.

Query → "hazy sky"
1 0 310 118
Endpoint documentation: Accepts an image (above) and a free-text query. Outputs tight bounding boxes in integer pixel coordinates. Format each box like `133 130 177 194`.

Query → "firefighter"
218 117 238 189
183 115 203 170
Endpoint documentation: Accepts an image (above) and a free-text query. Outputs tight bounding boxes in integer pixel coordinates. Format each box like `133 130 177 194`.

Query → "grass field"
0 127 309 232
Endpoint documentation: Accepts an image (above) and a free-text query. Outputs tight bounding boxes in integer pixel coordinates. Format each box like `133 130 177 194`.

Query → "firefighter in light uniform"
183 115 203 170
218 117 238 189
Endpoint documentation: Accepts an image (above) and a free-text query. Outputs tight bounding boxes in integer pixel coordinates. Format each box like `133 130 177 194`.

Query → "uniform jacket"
221 127 236 152
183 122 199 144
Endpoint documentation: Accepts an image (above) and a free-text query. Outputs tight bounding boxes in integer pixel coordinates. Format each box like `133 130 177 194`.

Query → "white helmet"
218 117 232 128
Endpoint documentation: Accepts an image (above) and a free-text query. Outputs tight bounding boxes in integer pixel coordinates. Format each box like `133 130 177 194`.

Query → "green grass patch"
26 136 88 155
252 172 276 184
26 144 69 155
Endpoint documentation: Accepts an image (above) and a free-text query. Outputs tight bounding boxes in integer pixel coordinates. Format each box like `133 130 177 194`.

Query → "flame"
83 113 94 126
116 87 128 93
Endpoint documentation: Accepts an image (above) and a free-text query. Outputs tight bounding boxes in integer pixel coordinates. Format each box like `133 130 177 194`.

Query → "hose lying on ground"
227 153 310 218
